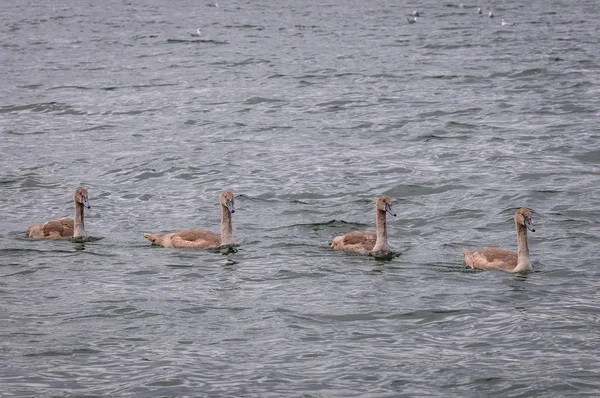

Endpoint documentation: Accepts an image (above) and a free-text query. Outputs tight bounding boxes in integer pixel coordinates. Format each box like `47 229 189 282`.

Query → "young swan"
28 187 91 239
463 208 536 273
331 195 397 254
144 191 236 249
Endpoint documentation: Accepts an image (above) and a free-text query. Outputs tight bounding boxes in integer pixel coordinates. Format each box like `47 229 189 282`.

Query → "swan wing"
331 231 377 252
170 229 221 248
465 247 517 271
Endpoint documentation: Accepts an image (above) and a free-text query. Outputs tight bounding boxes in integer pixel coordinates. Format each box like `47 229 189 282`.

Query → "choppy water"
2 0 600 396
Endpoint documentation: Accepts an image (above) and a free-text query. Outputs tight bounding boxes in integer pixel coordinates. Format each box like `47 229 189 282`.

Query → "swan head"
75 187 91 209
221 191 235 214
377 195 396 217
515 208 535 232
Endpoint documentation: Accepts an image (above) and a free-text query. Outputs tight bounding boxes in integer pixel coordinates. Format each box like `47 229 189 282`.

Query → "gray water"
1 0 600 396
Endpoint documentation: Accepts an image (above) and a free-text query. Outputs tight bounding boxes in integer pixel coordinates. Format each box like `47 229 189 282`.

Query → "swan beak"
386 203 397 217
524 217 535 232
226 199 235 214
82 196 91 209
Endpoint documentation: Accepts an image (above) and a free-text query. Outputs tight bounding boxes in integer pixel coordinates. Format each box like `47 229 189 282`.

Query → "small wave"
81 124 116 132
70 236 104 243
418 108 482 118
24 348 102 357
244 97 284 105
5 130 47 136
509 68 547 78
18 175 56 189
370 251 401 261
0 102 79 114
48 85 91 90
388 184 467 197
575 150 600 164
223 24 265 30
294 220 368 229
445 121 478 129
166 39 228 45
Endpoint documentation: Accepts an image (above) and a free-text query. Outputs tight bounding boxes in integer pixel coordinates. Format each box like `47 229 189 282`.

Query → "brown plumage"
332 231 378 252
330 195 396 254
144 191 236 249
463 208 536 273
28 187 91 239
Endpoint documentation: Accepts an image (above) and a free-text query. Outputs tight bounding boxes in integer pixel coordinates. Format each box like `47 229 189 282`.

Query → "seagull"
501 19 514 26
407 16 418 23
488 11 494 18
412 10 419 16
190 28 202 37
477 7 482 14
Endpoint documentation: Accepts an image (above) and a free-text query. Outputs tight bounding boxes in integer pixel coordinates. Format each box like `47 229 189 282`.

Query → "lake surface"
1 0 599 396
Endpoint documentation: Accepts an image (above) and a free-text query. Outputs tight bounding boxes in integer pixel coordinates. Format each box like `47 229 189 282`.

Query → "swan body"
331 195 396 255
144 191 235 249
28 187 91 239
463 208 535 273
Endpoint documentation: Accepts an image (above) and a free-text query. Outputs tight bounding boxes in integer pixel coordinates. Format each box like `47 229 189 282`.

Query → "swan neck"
220 205 234 245
514 221 531 272
372 208 390 252
74 200 86 237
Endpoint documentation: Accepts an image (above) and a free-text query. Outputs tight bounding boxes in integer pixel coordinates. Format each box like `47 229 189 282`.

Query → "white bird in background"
488 11 494 18
477 7 482 14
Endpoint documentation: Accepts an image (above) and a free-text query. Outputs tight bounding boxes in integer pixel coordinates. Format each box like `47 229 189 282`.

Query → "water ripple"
1 0 600 396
